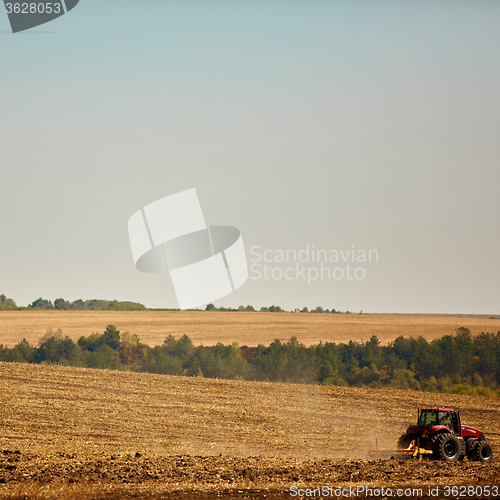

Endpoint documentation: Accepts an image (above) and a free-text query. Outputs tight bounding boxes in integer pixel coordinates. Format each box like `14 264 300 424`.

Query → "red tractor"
397 407 493 462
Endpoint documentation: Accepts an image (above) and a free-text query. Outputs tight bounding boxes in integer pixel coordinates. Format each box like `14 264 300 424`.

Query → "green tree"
70 299 84 310
77 325 121 352
30 297 54 309
34 335 78 364
54 298 70 310
8 339 34 363
85 344 119 369
101 324 121 349
0 294 17 310
163 334 193 360
198 342 249 379
254 340 289 381
269 305 284 312
143 346 183 375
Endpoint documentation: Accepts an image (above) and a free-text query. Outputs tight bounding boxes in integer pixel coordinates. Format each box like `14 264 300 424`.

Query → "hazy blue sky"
1 1 499 313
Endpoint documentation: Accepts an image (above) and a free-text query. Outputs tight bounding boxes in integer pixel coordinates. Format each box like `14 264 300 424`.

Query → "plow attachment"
367 441 434 460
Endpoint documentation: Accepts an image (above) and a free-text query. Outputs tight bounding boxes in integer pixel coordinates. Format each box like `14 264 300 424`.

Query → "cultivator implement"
367 440 433 460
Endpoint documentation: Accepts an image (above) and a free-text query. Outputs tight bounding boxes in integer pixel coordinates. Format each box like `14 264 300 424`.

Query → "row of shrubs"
205 304 341 313
0 294 147 311
1 293 345 312
1 326 499 397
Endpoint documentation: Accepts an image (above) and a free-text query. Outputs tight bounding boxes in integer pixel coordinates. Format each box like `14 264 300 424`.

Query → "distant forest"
0 294 147 311
1 325 499 398
0 293 343 313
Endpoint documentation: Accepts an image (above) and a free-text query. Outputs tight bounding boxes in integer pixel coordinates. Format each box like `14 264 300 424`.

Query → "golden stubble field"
0 363 499 499
1 310 499 348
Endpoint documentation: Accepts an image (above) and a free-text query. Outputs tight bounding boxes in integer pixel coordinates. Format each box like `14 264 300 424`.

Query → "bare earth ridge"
0 363 499 499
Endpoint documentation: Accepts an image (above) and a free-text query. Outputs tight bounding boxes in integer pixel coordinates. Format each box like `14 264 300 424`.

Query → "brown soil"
1 363 499 499
1 310 499 348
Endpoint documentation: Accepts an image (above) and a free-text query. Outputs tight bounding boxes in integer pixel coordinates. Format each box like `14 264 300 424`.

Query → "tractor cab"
417 408 460 435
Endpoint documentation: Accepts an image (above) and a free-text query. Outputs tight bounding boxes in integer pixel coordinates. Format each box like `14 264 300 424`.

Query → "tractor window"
418 410 437 426
439 412 455 433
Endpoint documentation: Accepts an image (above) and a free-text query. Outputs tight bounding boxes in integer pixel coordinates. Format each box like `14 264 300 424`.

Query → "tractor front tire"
472 441 493 462
433 434 460 462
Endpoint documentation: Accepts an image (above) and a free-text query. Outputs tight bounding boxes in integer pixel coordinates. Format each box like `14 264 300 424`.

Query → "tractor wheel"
466 438 478 460
397 433 418 449
472 441 493 462
432 434 460 462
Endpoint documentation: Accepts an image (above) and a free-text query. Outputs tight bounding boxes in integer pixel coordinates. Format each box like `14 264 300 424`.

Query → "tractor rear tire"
397 433 418 449
466 438 478 460
433 434 460 462
472 441 493 462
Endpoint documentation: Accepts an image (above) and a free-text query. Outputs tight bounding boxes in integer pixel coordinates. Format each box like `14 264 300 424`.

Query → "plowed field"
0 363 499 499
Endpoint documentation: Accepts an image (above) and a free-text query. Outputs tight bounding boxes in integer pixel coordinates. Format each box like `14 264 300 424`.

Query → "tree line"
205 304 340 312
1 293 349 312
0 294 147 311
0 326 499 397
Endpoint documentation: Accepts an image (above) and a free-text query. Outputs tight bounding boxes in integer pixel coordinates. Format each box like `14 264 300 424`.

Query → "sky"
0 0 499 313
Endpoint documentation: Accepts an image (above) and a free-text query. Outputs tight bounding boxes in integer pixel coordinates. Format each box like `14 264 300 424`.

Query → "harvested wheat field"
1 310 500 349
0 362 499 499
